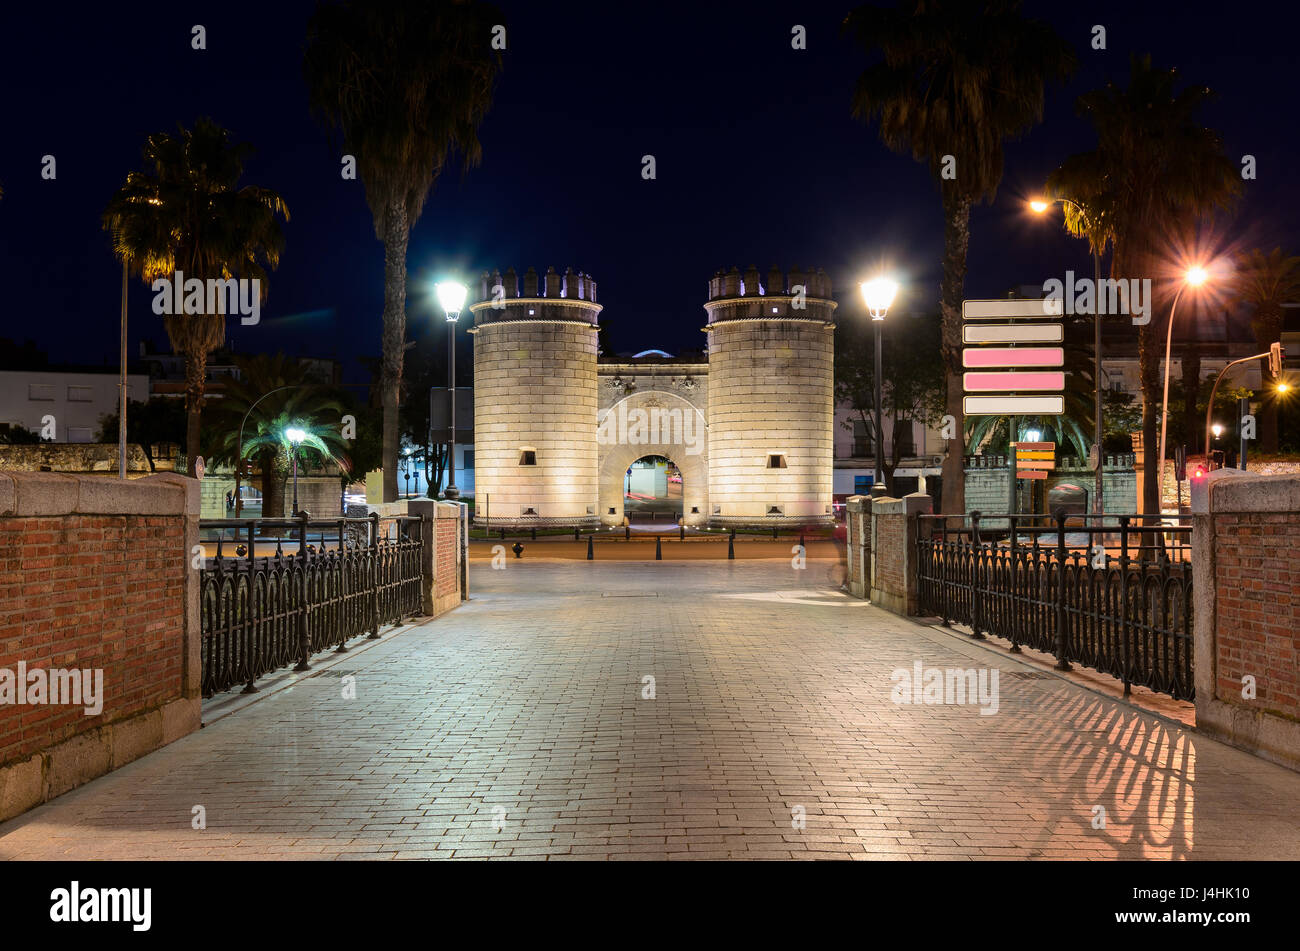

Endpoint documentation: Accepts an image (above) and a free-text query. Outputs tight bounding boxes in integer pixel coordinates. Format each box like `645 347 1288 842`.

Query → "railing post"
1008 515 1020 652
970 511 984 639
368 512 381 639
939 517 950 628
293 511 311 671
243 519 259 693
1054 510 1071 671
335 516 350 652
1119 515 1131 695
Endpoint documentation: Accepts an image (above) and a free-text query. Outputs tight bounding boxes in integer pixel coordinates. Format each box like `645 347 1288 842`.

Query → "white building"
0 369 149 442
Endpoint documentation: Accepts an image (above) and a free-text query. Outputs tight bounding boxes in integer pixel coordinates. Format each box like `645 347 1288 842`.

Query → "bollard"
1053 510 1071 671
680 523 685 542
773 526 778 540
799 533 806 550
655 535 662 560
512 541 524 559
625 524 630 541
587 534 594 560
728 531 735 560
531 528 536 541
574 527 580 541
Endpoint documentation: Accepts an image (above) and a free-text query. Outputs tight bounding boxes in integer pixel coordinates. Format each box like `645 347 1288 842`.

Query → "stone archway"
597 390 707 527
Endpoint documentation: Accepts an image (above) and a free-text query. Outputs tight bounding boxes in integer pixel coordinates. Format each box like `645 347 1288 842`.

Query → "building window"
854 475 874 495
767 505 784 516
519 449 536 466
67 427 93 443
767 454 787 469
852 419 873 456
893 419 916 457
463 450 475 469
28 384 54 401
67 386 94 402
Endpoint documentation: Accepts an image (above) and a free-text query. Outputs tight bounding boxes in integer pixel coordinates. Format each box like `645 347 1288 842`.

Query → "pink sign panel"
962 347 1063 368
962 371 1065 392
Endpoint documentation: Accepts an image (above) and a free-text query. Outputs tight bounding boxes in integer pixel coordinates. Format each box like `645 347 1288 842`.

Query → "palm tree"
205 353 350 518
1233 247 1300 453
304 0 505 503
844 0 1074 517
103 119 288 477
1048 55 1239 513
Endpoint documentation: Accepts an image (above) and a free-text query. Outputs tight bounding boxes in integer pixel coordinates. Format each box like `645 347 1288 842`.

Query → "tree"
204 353 350 518
103 119 288 477
1048 55 1239 514
844 0 1074 516
95 398 186 471
1233 247 1300 453
835 312 945 488
0 424 44 445
304 0 505 502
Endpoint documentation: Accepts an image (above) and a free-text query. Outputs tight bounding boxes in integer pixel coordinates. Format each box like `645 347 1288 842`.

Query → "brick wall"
1193 470 1300 772
873 511 906 598
845 492 931 615
436 516 457 599
0 472 202 821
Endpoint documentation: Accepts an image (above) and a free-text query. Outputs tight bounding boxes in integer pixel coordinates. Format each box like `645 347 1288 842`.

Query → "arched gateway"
468 265 836 530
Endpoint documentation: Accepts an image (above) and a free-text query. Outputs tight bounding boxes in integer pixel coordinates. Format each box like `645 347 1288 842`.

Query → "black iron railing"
916 512 1194 701
198 512 424 698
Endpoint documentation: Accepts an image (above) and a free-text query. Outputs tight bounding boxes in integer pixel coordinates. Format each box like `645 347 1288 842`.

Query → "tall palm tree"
205 353 350 518
844 0 1074 516
103 119 289 477
1234 247 1300 453
304 0 505 502
1048 55 1239 513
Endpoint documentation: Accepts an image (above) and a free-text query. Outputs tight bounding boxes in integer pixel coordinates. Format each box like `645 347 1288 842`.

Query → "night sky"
2 1 1296 381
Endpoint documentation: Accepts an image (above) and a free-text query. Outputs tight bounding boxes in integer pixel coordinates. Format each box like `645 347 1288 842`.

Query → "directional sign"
964 395 1065 415
963 323 1064 344
962 299 1063 319
1013 441 1055 478
963 371 1066 392
1017 470 1048 480
962 347 1063 368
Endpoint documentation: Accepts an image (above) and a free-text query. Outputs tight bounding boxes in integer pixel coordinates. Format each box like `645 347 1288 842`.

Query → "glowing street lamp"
860 278 899 494
435 280 468 500
286 427 307 516
1158 266 1210 502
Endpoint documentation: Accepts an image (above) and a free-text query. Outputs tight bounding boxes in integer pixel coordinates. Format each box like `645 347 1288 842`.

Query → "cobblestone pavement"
3 560 1298 860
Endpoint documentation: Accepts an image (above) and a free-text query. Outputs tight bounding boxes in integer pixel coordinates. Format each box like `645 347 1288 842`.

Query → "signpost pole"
1008 415 1017 516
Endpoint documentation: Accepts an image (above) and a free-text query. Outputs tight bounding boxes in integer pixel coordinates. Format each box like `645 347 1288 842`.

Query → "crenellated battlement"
475 266 598 304
706 265 833 302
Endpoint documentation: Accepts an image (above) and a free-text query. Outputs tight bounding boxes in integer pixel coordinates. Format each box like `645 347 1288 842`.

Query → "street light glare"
860 277 899 319
286 427 306 444
1029 199 1050 214
1186 266 1209 287
436 280 468 320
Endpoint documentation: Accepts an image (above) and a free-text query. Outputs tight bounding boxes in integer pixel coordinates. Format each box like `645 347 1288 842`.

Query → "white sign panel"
962 298 1063 319
963 324 1063 344
963 395 1065 416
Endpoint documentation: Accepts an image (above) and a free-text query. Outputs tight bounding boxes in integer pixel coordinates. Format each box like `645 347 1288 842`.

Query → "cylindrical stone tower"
468 266 601 528
704 266 836 528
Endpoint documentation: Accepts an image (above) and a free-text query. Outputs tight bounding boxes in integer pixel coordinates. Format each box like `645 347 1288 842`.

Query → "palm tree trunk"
939 190 972 518
1139 320 1160 515
1181 345 1201 454
380 195 410 503
183 349 206 478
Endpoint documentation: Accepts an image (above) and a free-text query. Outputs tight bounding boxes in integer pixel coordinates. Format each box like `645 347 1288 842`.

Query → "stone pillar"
407 499 437 616
868 492 933 616
845 494 871 599
1192 469 1300 771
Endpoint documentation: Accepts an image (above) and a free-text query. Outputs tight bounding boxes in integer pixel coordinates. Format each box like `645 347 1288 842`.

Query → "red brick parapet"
0 471 202 822
1192 469 1300 771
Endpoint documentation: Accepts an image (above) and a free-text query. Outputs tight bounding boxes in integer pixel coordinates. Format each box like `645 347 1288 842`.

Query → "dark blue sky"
2 1 1296 380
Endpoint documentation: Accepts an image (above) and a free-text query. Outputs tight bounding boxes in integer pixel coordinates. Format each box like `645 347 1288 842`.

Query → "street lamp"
1030 195 1104 515
286 427 306 516
860 277 899 496
435 280 468 501
1158 266 1209 508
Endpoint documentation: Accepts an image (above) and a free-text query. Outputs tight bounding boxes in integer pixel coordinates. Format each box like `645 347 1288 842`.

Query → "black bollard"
655 535 662 560
773 526 778 540
728 531 735 560
512 541 524 559
625 524 630 541
531 528 536 541
574 527 580 541
799 533 806 550
587 534 594 560
679 523 685 541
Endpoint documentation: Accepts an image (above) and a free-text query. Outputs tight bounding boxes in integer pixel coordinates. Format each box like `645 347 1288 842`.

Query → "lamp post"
1158 266 1208 509
860 277 899 496
435 281 468 500
1030 196 1103 515
286 427 306 516
235 385 297 518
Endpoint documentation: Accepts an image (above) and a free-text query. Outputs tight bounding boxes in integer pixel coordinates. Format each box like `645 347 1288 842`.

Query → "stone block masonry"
1193 471 1300 771
0 471 202 822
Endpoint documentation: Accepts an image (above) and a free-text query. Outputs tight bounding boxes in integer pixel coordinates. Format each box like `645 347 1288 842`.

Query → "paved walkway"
2 560 1298 860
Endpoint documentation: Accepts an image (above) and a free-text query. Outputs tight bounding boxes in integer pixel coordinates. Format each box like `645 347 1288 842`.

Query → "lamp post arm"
234 384 298 518
1203 350 1273 466
1157 284 1190 511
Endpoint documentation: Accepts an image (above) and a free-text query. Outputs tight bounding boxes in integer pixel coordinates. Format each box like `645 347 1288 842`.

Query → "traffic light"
1269 341 1285 375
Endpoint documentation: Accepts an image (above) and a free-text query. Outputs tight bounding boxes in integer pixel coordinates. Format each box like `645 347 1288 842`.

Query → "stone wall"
1193 470 1300 771
845 491 931 616
845 495 871 599
0 442 153 475
0 472 202 822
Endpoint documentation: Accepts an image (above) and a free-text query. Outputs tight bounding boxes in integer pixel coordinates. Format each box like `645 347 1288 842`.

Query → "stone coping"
0 471 197 518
